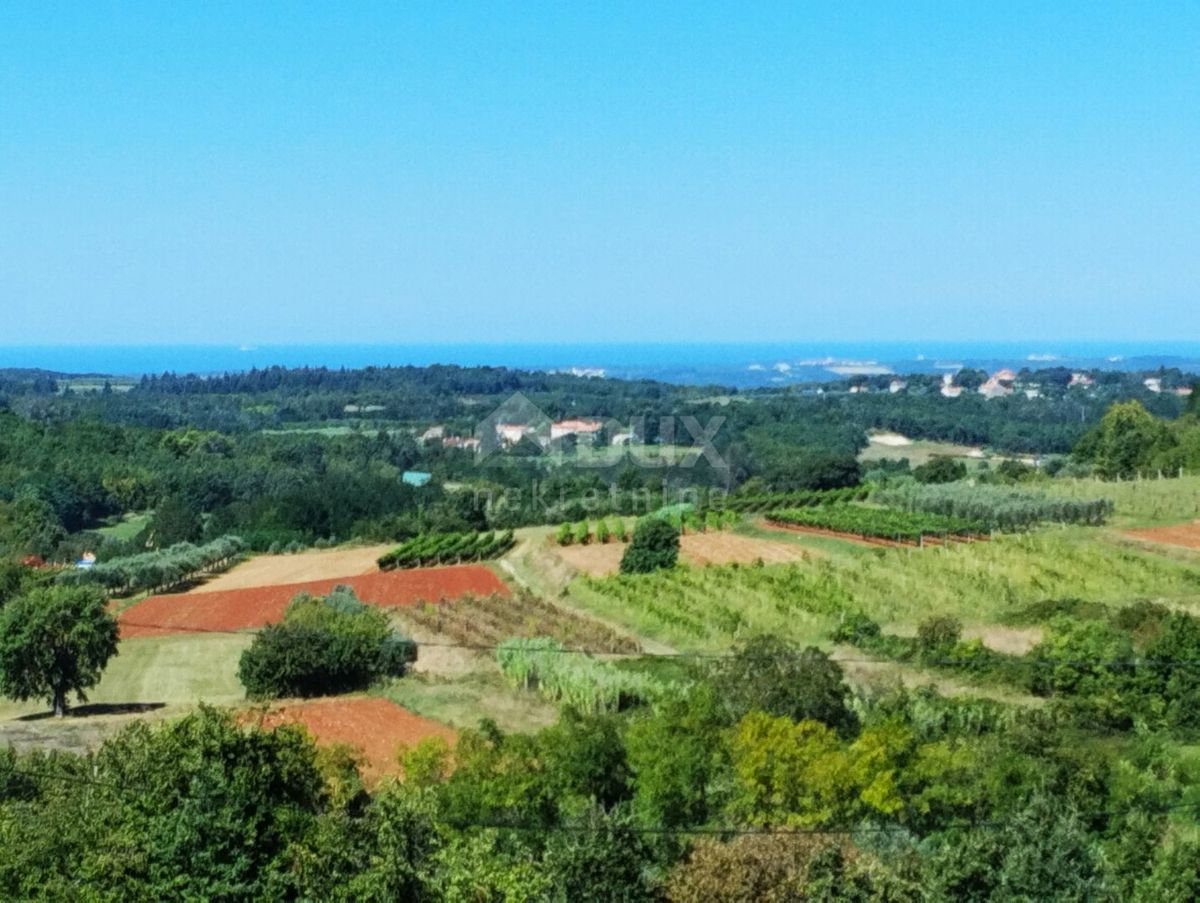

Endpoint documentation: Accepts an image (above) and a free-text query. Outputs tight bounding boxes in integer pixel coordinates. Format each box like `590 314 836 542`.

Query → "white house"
550 419 604 441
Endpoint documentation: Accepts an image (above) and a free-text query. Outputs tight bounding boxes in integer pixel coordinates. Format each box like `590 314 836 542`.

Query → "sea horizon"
3 340 1200 388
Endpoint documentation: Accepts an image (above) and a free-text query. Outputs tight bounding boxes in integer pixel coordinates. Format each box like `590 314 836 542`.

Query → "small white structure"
1144 378 1163 393
550 419 604 441
979 377 1013 400
496 423 537 445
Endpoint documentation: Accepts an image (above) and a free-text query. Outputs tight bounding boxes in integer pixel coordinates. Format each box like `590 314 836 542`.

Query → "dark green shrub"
619 517 680 574
238 589 416 699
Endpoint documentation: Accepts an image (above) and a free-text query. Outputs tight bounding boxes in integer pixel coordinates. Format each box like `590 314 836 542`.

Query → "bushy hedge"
238 587 417 699
56 536 245 595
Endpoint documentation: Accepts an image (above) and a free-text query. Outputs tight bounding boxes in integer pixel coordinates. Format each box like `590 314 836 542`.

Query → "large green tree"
714 637 859 736
0 585 119 716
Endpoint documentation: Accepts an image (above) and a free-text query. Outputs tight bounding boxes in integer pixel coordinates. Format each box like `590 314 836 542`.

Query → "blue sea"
3 342 1200 388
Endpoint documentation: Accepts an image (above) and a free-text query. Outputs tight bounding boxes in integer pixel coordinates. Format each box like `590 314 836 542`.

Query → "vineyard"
766 504 984 544
377 531 514 570
575 561 854 648
56 536 246 596
572 531 1200 650
716 486 871 513
401 591 640 654
495 637 674 713
554 509 738 547
874 483 1113 530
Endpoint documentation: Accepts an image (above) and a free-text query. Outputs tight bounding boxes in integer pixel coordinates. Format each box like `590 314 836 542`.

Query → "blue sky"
1 2 1197 345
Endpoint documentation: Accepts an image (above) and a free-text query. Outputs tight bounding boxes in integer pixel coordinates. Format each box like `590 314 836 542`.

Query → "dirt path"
1125 521 1200 551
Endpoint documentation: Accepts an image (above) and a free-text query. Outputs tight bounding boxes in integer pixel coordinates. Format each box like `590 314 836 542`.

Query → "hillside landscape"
3 362 1200 897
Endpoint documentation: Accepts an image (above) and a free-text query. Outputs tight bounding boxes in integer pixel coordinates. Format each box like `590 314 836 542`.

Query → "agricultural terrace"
192 544 392 592
400 591 640 654
766 504 985 544
554 529 811 576
245 696 457 783
570 530 1200 651
874 483 1112 529
378 530 515 570
118 565 508 637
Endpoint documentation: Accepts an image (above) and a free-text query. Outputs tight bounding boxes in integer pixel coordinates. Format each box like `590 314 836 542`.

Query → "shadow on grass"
17 702 167 722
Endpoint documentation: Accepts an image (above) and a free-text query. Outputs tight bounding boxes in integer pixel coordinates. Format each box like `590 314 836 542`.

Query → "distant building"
402 471 432 487
442 436 481 452
75 551 97 570
1069 372 1095 388
496 423 538 445
611 431 636 446
420 425 446 444
888 379 908 394
1024 388 1042 400
550 419 604 441
1144 378 1163 393
1175 386 1194 397
940 373 962 398
991 368 1017 382
979 378 1013 400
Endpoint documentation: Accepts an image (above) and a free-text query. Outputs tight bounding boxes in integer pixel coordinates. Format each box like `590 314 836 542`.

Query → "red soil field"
246 696 456 782
119 564 509 638
1126 521 1200 551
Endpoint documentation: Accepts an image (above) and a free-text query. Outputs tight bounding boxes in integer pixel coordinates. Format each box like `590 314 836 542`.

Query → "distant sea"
3 342 1200 389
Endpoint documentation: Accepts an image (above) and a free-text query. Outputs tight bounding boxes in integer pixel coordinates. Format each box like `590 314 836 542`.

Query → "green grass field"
377 670 557 734
0 633 252 723
1046 474 1200 526
859 437 988 467
95 511 153 541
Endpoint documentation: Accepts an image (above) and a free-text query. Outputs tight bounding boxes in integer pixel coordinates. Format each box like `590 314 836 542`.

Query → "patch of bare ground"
245 696 456 784
187 545 393 593
1125 521 1200 552
552 531 813 578
961 624 1043 655
0 703 175 757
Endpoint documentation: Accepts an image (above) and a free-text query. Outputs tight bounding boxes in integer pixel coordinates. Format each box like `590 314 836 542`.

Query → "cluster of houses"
939 368 1095 401
1143 377 1193 397
420 418 635 452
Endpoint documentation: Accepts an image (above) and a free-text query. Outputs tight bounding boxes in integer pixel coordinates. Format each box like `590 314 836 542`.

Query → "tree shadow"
16 702 167 722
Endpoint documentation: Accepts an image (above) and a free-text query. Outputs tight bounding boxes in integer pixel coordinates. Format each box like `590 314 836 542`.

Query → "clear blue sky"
2 2 1197 345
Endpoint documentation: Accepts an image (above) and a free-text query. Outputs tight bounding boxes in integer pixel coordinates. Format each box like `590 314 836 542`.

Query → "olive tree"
0 585 119 716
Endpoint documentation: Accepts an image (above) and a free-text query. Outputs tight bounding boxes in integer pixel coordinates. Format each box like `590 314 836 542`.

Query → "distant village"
845 368 1195 402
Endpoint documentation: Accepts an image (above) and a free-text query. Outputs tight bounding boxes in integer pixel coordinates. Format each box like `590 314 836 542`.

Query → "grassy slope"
0 633 251 722
567 529 1200 652
1046 474 1200 527
377 671 557 735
